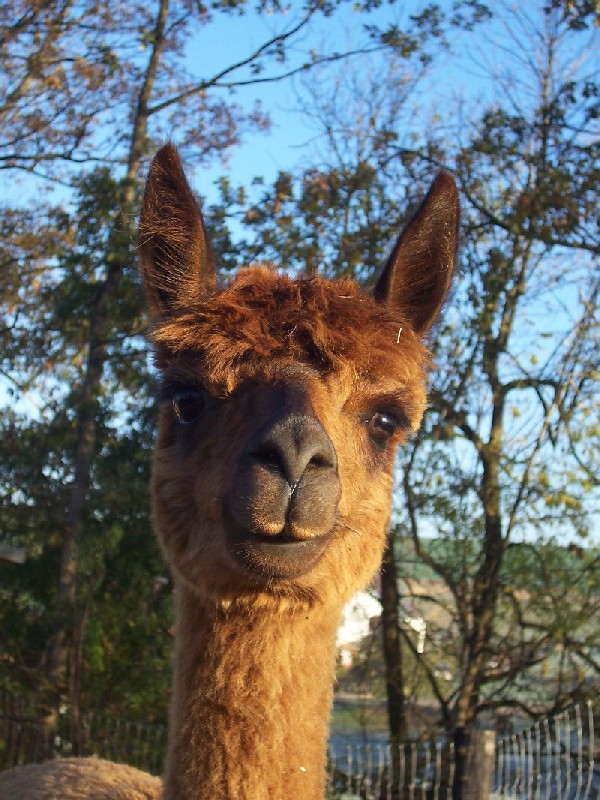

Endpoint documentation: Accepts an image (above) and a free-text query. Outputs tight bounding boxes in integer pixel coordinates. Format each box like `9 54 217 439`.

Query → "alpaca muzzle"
223 408 341 579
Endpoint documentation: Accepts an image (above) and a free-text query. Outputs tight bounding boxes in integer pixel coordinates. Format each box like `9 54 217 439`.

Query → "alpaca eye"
367 411 399 448
173 391 205 425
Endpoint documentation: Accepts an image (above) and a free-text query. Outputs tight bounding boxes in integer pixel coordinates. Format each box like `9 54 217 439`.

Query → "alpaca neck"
163 585 342 800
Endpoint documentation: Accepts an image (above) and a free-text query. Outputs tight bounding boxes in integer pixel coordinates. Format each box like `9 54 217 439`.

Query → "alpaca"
0 758 161 799
0 144 458 800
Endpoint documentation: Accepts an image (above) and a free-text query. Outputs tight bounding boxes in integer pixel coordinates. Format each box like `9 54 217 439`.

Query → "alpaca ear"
138 143 217 316
374 171 459 335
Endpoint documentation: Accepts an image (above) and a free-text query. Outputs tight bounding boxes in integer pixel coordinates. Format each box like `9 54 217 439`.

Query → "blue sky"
183 1 485 198
184 0 599 206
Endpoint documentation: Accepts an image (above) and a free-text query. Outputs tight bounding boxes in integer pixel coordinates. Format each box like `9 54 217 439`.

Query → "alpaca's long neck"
163 585 342 800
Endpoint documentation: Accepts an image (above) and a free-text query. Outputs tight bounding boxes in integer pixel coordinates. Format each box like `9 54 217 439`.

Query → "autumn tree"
409 0 600 730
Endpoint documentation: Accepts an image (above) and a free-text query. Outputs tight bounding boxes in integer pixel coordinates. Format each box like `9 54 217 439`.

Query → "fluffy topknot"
153 266 431 404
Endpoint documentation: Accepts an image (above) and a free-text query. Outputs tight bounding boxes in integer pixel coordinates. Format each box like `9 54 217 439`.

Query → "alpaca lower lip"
228 529 331 579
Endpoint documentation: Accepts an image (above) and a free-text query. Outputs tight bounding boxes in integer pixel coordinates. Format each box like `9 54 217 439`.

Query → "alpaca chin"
225 525 333 580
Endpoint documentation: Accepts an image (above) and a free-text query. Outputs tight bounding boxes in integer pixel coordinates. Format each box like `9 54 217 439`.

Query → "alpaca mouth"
227 526 332 580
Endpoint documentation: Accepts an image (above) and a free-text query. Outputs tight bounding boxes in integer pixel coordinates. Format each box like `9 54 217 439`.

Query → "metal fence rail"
328 737 456 799
327 702 599 799
0 692 167 775
0 693 597 799
493 703 597 800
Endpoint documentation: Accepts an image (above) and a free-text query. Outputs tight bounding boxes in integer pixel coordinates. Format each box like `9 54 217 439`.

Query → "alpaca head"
139 144 458 610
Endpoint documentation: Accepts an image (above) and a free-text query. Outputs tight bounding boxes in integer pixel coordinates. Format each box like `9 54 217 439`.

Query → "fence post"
452 727 496 800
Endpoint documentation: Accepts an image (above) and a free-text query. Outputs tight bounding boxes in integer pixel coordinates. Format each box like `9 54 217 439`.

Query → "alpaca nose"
226 401 341 553
248 414 337 488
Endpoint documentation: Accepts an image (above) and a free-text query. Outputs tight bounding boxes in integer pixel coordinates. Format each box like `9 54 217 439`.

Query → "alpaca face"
150 268 430 606
138 145 458 608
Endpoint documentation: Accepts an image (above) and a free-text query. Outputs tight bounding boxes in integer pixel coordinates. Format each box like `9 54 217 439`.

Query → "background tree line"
0 0 598 748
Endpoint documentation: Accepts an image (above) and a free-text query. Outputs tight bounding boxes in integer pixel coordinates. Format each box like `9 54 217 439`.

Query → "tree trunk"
380 534 407 798
46 325 107 699
452 727 495 800
45 0 170 720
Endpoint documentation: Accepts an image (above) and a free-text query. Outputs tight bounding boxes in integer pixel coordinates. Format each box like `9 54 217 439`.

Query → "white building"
336 591 382 667
336 591 427 666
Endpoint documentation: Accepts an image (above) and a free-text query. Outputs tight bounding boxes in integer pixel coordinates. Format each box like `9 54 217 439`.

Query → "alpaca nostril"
249 445 287 475
307 452 334 470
